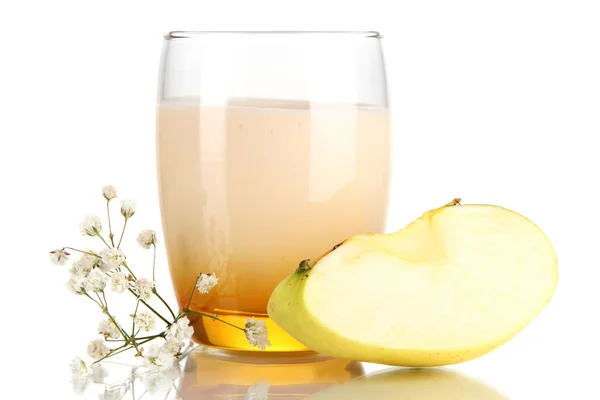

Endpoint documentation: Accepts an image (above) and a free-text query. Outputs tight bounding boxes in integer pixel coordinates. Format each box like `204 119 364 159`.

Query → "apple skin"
267 203 558 367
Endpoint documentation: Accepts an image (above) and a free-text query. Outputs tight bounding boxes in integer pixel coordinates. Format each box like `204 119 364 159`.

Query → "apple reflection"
310 368 509 400
178 348 364 399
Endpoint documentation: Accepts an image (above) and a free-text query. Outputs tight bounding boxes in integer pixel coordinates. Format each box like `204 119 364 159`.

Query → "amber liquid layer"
157 99 391 352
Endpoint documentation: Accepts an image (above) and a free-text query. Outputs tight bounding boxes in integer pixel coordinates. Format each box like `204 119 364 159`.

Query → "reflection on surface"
178 347 364 399
310 368 509 400
72 347 508 400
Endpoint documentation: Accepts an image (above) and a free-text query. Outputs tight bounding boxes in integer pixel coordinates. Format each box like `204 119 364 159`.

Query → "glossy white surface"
1 0 599 398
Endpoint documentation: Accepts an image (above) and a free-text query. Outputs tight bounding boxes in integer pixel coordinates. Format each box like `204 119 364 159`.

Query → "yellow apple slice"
267 201 557 366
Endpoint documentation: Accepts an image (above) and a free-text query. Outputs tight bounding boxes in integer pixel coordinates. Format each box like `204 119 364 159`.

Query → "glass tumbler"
156 31 391 352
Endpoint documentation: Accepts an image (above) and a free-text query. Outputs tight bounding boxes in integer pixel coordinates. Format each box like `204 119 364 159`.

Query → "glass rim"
165 31 382 39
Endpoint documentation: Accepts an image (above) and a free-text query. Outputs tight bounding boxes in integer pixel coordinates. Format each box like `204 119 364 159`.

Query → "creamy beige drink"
157 98 391 351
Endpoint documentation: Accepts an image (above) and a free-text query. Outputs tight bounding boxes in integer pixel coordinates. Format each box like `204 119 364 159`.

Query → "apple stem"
296 259 314 274
444 198 462 207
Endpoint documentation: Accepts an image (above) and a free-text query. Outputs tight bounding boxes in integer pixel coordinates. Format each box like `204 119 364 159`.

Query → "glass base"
179 346 366 398
189 311 313 353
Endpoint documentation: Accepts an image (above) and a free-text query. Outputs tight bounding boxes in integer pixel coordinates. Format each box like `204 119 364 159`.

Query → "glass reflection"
178 347 364 399
71 346 507 400
310 368 509 400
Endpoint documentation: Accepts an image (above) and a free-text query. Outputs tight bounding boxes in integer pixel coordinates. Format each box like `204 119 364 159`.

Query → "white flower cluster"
64 254 112 295
134 311 156 332
246 379 272 400
87 338 110 361
80 215 102 236
121 200 136 218
98 320 121 340
143 317 194 371
134 277 154 302
99 248 126 270
196 273 219 294
137 229 157 249
102 185 117 201
49 248 70 265
244 317 271 350
59 185 272 383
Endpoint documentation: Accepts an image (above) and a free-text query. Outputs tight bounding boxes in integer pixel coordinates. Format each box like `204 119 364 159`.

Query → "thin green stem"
184 309 244 331
185 277 198 310
92 344 131 364
85 293 103 309
137 336 161 346
63 247 99 257
126 288 171 325
97 233 112 249
131 300 140 336
106 199 115 247
122 261 137 280
154 290 176 320
117 218 128 249
152 244 157 283
90 292 131 342
96 292 105 308
102 291 109 309
105 333 164 343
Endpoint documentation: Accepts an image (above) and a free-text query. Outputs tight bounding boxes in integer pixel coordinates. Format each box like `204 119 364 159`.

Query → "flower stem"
131 299 140 337
126 288 171 325
63 247 99 258
122 261 137 280
106 199 115 247
92 344 130 364
105 333 164 343
154 290 177 320
184 278 198 310
85 292 103 309
97 233 112 249
184 309 244 331
152 244 157 284
117 218 128 249
87 292 130 342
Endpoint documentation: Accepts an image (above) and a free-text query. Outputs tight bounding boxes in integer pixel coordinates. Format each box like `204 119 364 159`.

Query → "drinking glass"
157 31 391 352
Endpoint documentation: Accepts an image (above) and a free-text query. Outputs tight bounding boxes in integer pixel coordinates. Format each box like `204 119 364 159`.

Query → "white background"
1 0 599 399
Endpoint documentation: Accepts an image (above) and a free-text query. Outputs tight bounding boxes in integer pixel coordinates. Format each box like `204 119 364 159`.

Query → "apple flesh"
267 203 557 366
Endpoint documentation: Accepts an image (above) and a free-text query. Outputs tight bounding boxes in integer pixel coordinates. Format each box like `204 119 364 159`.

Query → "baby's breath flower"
246 379 271 400
69 253 97 277
71 374 89 395
120 200 136 218
99 248 126 270
98 319 121 339
137 229 157 249
84 269 108 293
134 311 156 332
162 339 183 356
67 274 86 294
110 271 129 293
196 273 219 294
80 215 102 236
102 185 117 201
143 344 176 371
89 363 109 384
87 338 110 361
70 357 88 375
134 277 154 301
49 248 70 265
244 317 271 350
165 316 194 343
139 368 178 397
